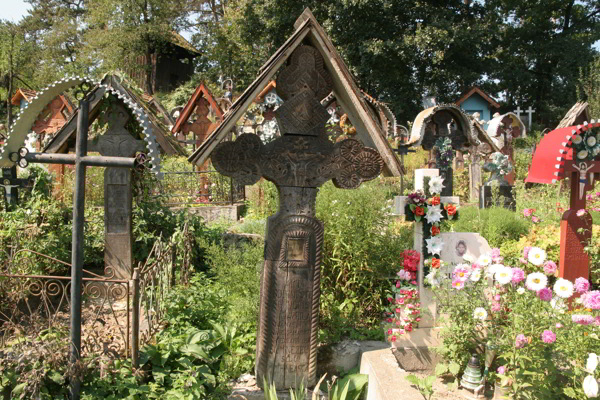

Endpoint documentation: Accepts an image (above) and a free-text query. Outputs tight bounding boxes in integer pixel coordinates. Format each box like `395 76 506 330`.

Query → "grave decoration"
467 117 502 202
402 104 480 196
211 44 383 388
0 165 33 209
486 112 526 186
526 121 600 284
1 76 162 400
480 151 516 211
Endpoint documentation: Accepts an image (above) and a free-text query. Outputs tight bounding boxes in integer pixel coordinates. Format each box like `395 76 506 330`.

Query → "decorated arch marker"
526 121 600 283
1 76 163 400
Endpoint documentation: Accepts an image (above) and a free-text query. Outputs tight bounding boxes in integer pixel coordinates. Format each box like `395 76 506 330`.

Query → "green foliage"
404 374 436 400
444 205 530 249
578 54 600 117
316 180 411 343
245 179 279 220
328 373 368 400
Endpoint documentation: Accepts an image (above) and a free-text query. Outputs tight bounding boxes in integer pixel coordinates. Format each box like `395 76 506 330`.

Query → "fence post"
131 268 140 369
170 244 177 288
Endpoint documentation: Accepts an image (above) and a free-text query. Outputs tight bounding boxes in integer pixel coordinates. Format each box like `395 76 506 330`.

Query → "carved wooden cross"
211 45 383 389
559 159 599 283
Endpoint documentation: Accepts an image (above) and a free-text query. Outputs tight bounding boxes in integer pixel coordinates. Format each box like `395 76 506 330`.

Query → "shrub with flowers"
431 245 600 399
384 250 421 342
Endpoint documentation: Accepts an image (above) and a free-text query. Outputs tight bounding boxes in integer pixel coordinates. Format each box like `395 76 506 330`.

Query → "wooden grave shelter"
188 8 402 177
486 112 527 185
556 102 591 130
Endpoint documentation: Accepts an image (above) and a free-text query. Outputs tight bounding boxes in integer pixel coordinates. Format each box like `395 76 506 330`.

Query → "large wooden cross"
559 159 599 282
10 96 138 400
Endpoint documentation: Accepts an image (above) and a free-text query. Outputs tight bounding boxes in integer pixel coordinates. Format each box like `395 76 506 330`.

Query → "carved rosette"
332 139 384 189
211 133 263 185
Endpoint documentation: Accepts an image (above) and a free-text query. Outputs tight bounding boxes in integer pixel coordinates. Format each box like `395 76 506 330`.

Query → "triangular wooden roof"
171 82 224 134
556 102 590 129
44 74 187 156
188 8 402 177
455 86 501 109
10 88 38 105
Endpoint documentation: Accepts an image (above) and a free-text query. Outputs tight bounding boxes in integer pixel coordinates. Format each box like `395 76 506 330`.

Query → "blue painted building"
455 87 500 129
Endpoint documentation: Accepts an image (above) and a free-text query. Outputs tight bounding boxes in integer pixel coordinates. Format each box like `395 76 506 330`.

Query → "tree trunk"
145 49 153 95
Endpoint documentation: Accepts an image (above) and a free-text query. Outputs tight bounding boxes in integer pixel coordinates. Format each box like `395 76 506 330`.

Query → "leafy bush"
316 180 411 342
445 205 530 249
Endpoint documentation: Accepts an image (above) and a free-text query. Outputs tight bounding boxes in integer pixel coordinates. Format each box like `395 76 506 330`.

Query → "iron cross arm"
9 147 138 169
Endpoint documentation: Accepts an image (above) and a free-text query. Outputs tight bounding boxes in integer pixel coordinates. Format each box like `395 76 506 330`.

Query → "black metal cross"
0 166 33 209
10 95 138 400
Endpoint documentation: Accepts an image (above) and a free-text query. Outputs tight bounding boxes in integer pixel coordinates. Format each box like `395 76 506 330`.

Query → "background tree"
578 54 600 116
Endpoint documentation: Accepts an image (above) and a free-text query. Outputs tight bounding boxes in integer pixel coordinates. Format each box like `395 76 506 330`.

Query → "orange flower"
430 196 440 206
431 258 441 269
445 203 457 216
415 206 425 216
431 226 440 236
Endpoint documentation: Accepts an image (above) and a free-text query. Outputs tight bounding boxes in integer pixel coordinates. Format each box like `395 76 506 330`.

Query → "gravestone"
479 152 516 211
211 45 383 389
438 232 492 267
89 104 145 278
394 169 459 327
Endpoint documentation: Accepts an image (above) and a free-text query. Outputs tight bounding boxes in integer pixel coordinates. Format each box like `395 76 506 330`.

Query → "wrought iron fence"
0 224 193 368
151 170 245 206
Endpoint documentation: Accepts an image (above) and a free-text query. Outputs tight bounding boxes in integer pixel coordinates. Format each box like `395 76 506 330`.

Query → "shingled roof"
187 8 402 177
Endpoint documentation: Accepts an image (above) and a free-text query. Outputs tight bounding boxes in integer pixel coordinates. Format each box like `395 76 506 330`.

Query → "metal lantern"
461 354 484 392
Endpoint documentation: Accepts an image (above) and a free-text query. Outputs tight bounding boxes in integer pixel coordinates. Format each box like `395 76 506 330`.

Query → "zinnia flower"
572 314 595 325
511 267 525 283
541 330 556 344
537 288 553 302
543 261 557 275
473 307 488 320
515 334 527 348
527 247 547 266
583 291 600 310
495 266 513 285
575 277 591 294
583 375 599 398
526 272 548 291
453 266 471 282
587 354 598 373
554 278 575 299
452 280 465 290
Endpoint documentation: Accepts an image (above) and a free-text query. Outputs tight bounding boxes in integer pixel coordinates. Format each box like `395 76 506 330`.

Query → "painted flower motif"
553 278 575 299
587 353 598 373
587 136 597 147
495 266 513 285
470 269 482 282
453 266 471 282
572 134 583 144
473 307 488 320
511 267 525 283
582 291 600 310
543 261 558 275
577 209 587 217
583 375 599 398
526 272 548 291
426 236 445 255
575 277 591 294
541 330 556 344
578 149 589 159
429 176 445 195
425 204 444 224
527 247 547 266
537 288 553 302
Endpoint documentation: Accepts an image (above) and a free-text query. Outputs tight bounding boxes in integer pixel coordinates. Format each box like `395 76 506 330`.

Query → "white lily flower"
584 375 599 398
587 354 598 374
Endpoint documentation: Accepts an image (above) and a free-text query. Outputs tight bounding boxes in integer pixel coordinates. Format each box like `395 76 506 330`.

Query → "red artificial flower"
430 196 440 206
414 206 425 216
444 204 457 216
431 225 440 236
431 258 441 269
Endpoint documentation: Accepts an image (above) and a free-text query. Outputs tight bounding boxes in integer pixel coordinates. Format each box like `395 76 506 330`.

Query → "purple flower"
523 246 532 259
515 334 528 349
543 261 557 275
582 291 600 310
541 330 556 344
511 267 525 283
575 277 590 294
572 315 595 325
537 288 552 302
497 366 506 374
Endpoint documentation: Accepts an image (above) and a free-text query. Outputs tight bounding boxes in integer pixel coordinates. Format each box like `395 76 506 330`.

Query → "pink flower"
396 281 401 288
519 257 528 265
387 329 393 335
490 248 503 262
387 297 394 303
390 336 397 342
453 267 470 282
555 323 563 329
523 246 532 259
497 366 506 374
386 318 393 323
471 262 482 269
494 294 501 301
511 267 525 283
541 330 556 344
576 209 586 217
523 208 535 217
491 302 502 312
575 277 590 294
515 334 527 348
543 261 557 275
572 314 595 325
537 288 552 301
531 216 540 223
452 280 465 290
582 291 600 310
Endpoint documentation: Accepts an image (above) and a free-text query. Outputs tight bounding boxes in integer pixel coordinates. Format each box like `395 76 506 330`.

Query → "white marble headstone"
438 232 492 266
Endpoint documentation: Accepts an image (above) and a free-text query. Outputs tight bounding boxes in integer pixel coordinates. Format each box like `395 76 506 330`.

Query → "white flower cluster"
584 353 599 398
